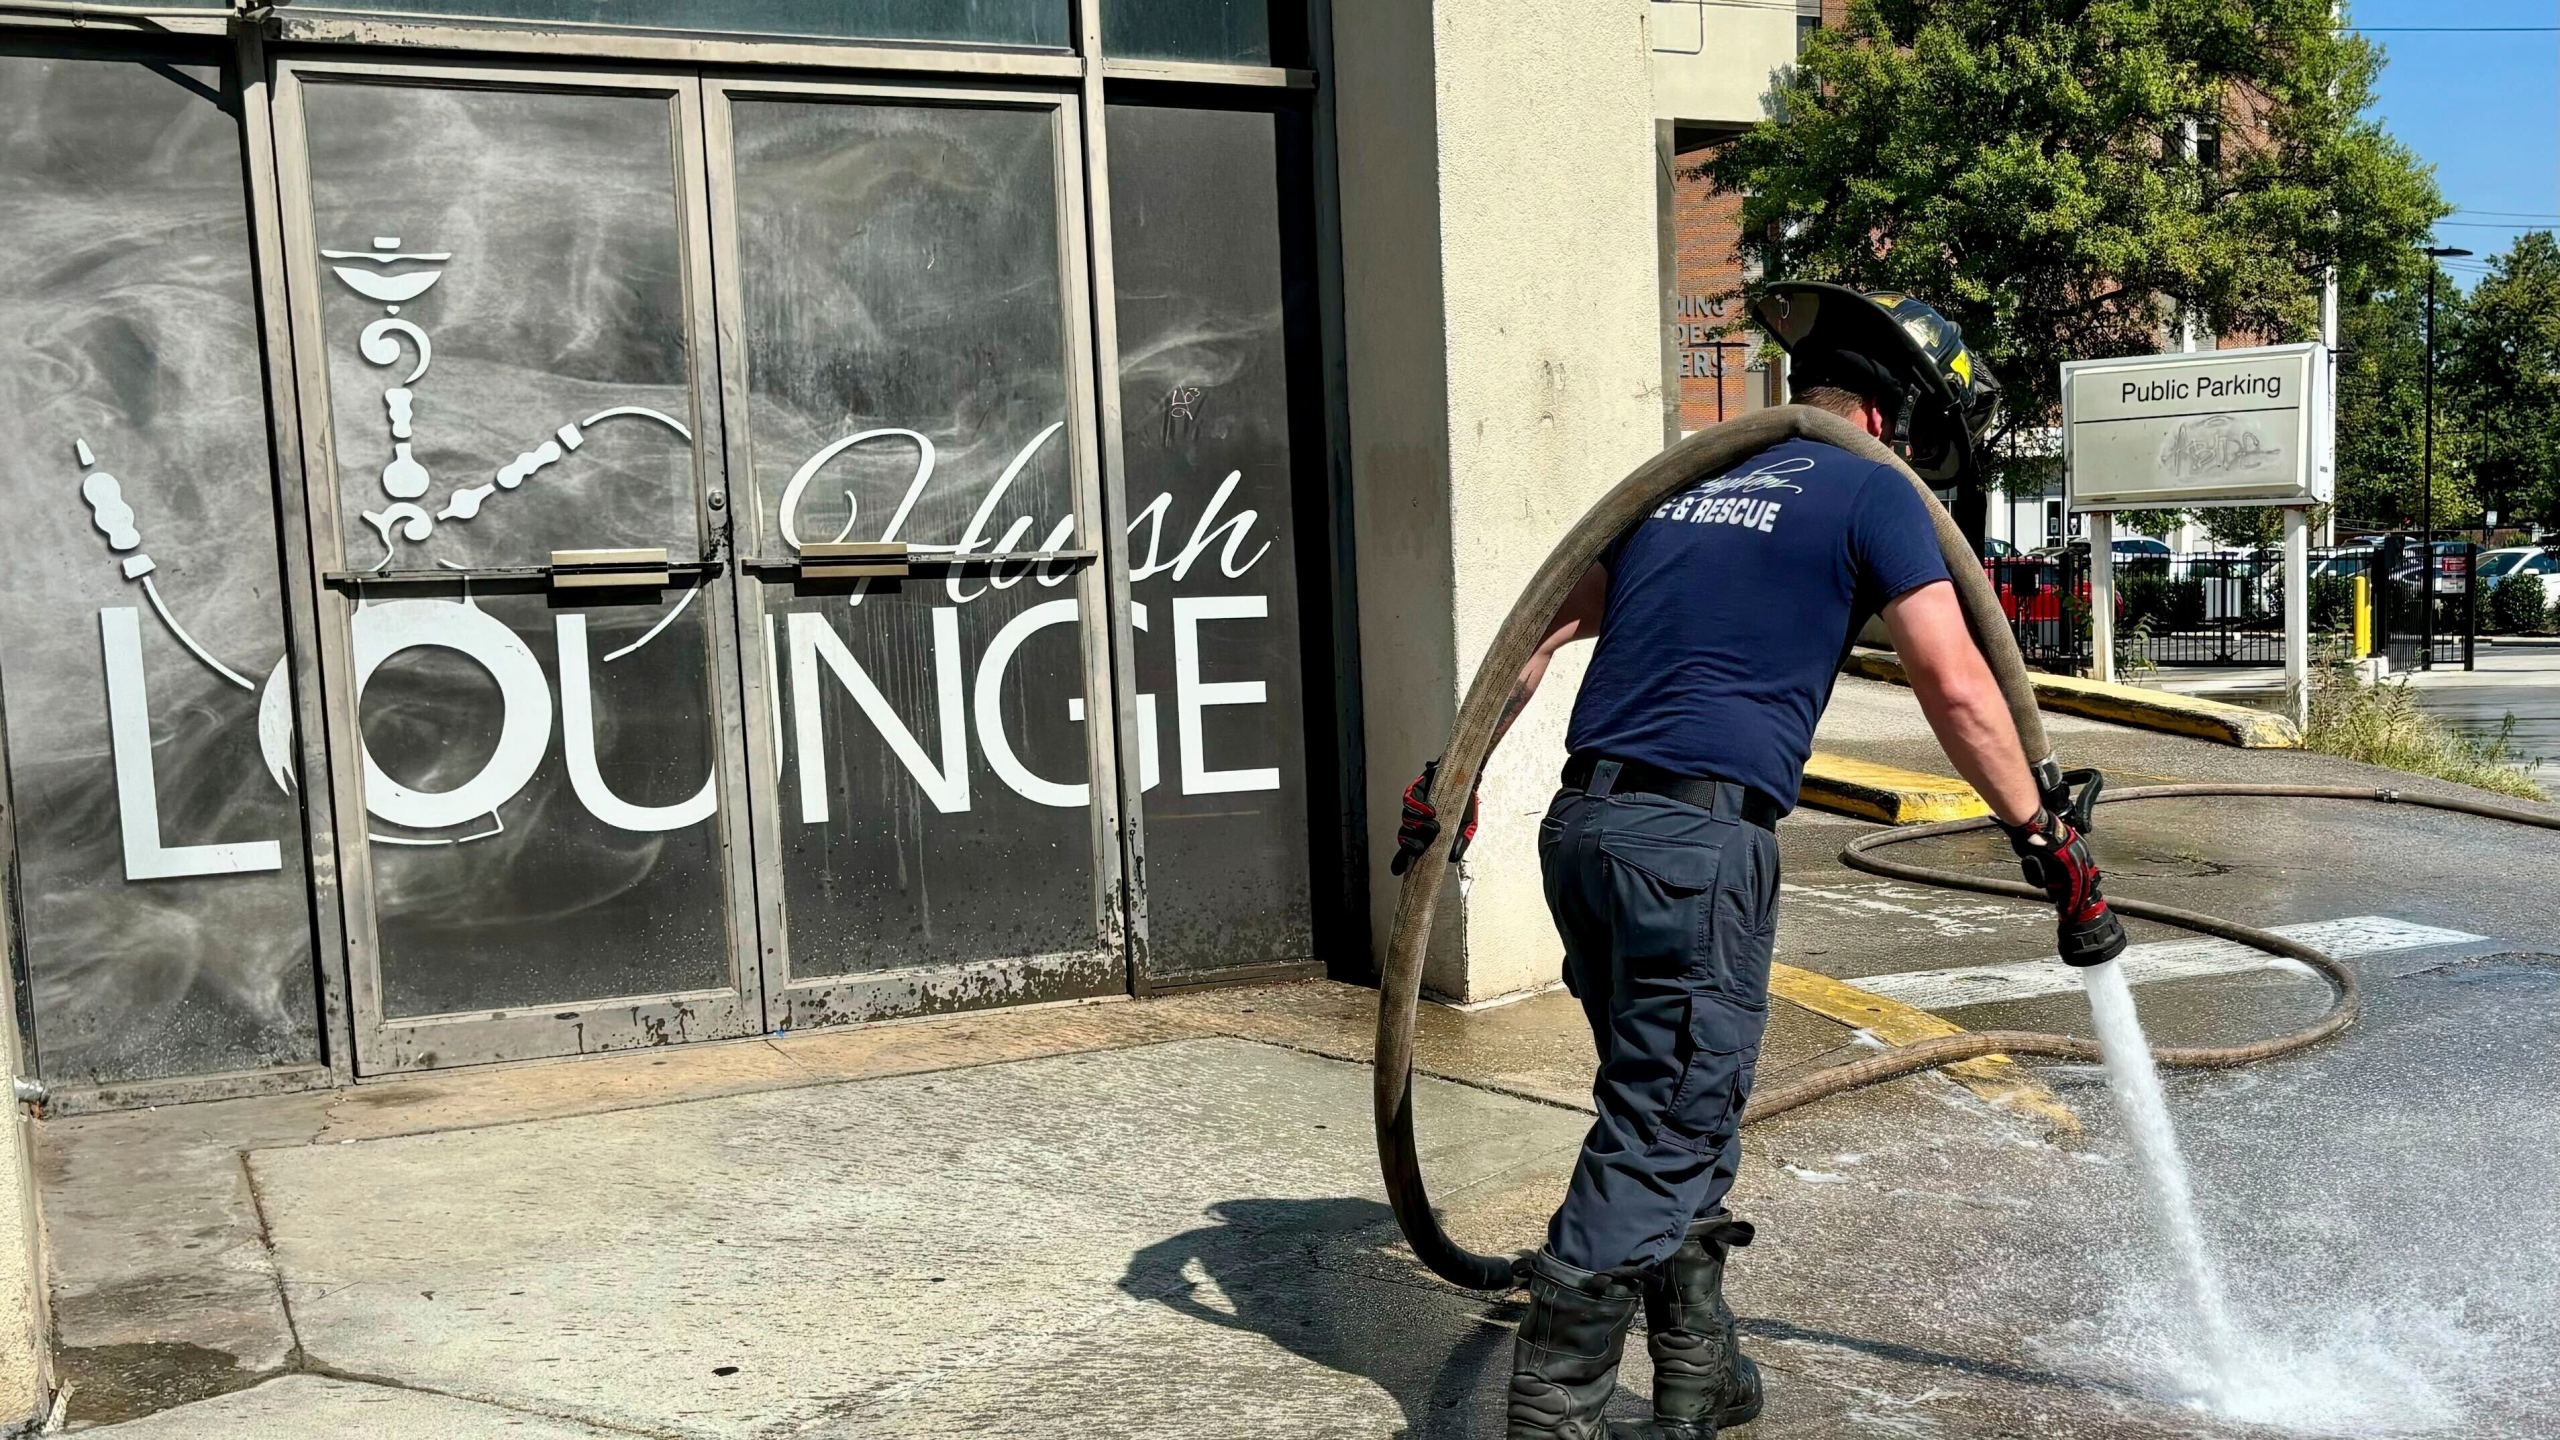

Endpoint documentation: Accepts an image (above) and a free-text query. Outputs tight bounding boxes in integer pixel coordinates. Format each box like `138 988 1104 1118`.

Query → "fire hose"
1372 406 2560 1292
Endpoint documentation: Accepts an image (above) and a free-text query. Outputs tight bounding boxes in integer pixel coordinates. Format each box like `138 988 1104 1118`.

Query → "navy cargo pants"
1537 759 1780 1275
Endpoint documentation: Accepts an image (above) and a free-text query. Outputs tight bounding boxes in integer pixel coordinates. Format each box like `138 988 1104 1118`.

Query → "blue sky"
2352 0 2560 289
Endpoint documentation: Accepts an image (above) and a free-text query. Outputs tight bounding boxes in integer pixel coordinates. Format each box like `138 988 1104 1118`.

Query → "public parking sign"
2062 342 2327 512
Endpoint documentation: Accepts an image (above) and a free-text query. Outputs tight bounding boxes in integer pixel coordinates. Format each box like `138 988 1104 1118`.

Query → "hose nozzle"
2045 765 2106 834
2059 907 2129 967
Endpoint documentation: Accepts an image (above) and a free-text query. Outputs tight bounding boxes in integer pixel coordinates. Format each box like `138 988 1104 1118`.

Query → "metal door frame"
702 74 1132 1030
271 56 766 1072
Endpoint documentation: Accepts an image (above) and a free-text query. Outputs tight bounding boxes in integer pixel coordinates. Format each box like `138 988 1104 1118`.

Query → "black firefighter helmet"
1751 281 2001 485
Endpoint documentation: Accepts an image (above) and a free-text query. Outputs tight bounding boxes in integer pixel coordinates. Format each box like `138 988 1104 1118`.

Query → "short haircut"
1792 382 1876 418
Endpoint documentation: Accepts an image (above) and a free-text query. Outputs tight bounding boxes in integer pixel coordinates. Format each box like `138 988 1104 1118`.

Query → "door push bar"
741 544 1100 582
547 547 672 591
323 548 701 590
794 540 913 581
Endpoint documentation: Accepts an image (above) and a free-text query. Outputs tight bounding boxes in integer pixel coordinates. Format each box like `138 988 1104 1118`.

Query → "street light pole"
2420 245 2471 670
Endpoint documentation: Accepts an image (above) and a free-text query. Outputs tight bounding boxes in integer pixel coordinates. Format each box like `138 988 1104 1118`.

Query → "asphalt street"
1763 795 2560 1438
1757 686 2560 1439
2397 643 2560 769
2152 643 2560 769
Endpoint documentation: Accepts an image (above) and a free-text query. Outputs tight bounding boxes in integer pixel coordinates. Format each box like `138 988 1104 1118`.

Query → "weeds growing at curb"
2301 662 2548 801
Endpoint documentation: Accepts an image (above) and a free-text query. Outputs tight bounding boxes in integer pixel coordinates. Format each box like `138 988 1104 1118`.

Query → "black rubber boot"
1507 1249 1642 1439
1635 1212 1763 1437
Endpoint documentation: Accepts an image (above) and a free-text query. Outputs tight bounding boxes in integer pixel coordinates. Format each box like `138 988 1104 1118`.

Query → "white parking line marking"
1781 881 2021 938
1853 916 2486 1011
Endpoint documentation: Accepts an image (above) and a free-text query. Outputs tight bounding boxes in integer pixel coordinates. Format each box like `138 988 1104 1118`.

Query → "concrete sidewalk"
41 983 1897 1438
46 990 2263 1440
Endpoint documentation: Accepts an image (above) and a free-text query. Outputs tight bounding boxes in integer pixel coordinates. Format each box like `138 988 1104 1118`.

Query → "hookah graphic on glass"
72 235 706 866
319 235 692 558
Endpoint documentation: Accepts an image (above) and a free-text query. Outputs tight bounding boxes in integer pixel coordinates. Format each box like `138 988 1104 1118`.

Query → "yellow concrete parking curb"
1841 649 2301 748
1767 963 2080 1134
1799 752 1989 825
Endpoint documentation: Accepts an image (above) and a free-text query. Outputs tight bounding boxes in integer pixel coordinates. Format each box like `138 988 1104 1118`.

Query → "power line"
2452 210 2560 221
2433 220 2559 229
2343 25 2560 31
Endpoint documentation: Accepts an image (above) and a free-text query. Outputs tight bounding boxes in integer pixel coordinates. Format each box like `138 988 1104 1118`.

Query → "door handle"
795 541 911 580
549 547 672 591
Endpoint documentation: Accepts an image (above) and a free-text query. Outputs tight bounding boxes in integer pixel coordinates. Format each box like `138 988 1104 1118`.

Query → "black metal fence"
2112 552 2284 666
2371 535 2478 672
1984 552 2092 672
1980 542 2471 673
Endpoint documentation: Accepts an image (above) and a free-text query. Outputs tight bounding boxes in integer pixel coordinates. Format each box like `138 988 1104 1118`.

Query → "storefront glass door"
1104 101 1324 981
706 81 1125 1027
275 63 763 1071
272 64 1121 1065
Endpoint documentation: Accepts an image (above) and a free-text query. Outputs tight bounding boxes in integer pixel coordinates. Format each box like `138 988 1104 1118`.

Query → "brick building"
1653 0 2077 551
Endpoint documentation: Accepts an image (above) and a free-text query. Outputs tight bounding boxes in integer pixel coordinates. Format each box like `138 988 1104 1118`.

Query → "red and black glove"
1389 759 1479 877
2003 808 2128 967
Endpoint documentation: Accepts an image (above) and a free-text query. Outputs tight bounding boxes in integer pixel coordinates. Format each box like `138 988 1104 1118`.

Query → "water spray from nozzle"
2082 957 2246 1402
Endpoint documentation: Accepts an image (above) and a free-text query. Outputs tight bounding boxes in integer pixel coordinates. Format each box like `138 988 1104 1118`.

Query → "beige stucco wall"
1648 0 1800 125
1337 0 1669 1001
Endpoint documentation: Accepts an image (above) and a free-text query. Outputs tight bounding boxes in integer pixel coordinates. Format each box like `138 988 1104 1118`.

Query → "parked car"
2475 546 2560 589
2039 536 2174 567
1981 537 2022 559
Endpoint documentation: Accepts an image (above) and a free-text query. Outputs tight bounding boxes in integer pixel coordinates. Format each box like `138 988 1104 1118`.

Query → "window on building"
1105 101 1325 976
288 1 1073 49
1107 0 1304 66
0 52 326 1084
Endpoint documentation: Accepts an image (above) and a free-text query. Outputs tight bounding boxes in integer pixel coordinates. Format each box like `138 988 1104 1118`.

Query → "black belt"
1560 754 1784 832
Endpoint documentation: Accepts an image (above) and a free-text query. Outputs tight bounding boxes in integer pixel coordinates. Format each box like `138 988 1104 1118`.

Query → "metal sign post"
2088 510 2117 682
2061 343 2332 708
2282 507 2310 726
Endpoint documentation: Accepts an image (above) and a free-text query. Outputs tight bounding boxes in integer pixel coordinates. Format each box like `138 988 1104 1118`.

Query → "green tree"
1710 0 2444 499
2198 506 2283 548
2445 232 2560 531
2333 270 2473 531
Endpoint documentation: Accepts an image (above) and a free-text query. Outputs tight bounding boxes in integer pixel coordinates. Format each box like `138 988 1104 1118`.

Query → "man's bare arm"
1880 580 2042 826
1490 562 1608 751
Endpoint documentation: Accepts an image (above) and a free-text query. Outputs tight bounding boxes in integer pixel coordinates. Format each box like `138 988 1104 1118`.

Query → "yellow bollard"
2353 574 2372 657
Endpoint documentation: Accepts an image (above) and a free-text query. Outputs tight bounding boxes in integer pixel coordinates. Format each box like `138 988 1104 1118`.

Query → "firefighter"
1391 283 2127 1438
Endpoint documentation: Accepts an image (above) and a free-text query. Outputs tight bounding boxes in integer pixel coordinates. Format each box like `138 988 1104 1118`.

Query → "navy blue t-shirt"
1565 437 1951 810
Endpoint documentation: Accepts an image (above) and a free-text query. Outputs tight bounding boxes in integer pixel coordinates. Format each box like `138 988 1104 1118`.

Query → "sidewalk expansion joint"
292 1363 687 1439
237 1150 308 1371
1189 1027 1599 1119
243 1149 669 1438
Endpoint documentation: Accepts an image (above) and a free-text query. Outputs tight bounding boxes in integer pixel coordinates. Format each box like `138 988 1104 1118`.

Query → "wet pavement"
1772 797 2560 1438
2395 643 2560 769
47 677 2560 1438
2150 642 2560 770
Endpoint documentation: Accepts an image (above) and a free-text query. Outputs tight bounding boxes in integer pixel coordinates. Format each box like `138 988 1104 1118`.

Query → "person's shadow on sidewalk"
1119 1197 1531 1437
